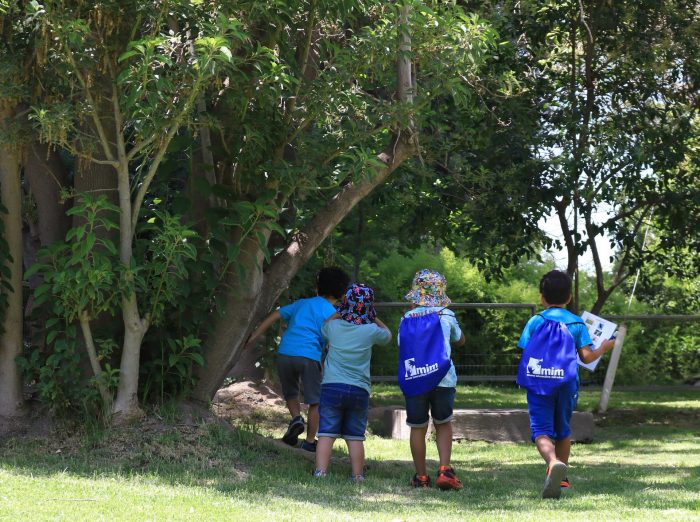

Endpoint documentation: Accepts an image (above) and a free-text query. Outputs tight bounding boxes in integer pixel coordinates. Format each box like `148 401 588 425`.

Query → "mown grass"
1 387 698 521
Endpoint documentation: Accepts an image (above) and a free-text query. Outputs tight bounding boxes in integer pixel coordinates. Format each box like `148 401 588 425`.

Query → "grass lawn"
1 386 698 521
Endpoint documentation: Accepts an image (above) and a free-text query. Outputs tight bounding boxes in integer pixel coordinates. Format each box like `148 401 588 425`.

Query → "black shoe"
282 416 305 446
300 440 317 452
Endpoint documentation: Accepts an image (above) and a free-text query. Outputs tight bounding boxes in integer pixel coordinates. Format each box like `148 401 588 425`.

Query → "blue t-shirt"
398 307 463 388
277 297 337 361
321 320 392 393
518 307 593 351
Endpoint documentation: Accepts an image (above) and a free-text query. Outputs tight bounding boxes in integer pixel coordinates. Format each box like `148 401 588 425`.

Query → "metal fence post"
597 323 628 414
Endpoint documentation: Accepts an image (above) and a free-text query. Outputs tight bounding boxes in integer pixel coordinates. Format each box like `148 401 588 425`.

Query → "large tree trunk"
24 141 71 246
23 142 71 326
0 107 25 417
192 139 414 402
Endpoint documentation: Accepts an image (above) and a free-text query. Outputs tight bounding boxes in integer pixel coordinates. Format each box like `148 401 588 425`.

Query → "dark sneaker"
410 474 431 488
282 416 305 446
300 440 317 453
312 469 327 477
561 477 571 489
350 474 365 484
435 465 463 491
542 461 567 499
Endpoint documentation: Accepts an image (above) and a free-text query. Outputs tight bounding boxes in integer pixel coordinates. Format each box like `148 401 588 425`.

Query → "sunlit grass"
1 387 698 521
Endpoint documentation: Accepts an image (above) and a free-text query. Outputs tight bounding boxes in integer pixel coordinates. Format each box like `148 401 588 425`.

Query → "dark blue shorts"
404 386 456 428
317 383 369 441
527 380 578 442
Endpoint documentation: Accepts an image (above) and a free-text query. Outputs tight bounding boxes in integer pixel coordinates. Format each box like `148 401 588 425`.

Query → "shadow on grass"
1 421 698 517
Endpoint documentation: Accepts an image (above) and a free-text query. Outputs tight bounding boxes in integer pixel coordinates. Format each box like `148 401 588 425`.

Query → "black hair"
317 267 351 299
539 270 572 305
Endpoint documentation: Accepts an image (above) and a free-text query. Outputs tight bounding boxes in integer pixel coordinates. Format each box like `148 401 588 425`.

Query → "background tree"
1 1 502 418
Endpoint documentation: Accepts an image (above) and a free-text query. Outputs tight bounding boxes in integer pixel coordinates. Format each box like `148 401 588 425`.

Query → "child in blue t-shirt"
313 284 391 482
246 267 350 451
518 270 616 499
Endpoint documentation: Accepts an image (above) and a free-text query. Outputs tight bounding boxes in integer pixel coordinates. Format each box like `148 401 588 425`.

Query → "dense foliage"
0 1 697 419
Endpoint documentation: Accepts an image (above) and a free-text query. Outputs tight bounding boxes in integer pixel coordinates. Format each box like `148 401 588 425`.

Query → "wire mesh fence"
371 302 536 382
372 303 700 386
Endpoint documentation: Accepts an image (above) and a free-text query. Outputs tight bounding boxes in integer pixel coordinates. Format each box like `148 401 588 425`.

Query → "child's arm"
245 310 282 349
374 317 389 331
577 338 616 364
452 332 465 348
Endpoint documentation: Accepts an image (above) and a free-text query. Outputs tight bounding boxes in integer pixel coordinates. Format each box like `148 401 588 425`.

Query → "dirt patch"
213 379 288 431
0 403 54 440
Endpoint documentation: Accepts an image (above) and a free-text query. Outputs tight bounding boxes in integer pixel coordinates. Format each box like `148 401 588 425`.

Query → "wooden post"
597 323 627 413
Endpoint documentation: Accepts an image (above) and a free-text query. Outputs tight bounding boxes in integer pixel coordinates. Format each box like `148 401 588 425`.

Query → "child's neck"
320 295 337 305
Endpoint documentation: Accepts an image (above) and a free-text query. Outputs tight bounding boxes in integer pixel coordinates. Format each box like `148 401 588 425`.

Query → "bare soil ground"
212 379 289 432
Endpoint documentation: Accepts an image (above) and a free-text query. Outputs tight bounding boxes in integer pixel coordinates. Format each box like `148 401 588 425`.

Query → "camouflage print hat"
404 269 451 307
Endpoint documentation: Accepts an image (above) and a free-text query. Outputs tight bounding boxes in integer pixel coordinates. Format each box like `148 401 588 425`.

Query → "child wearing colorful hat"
313 284 392 482
399 269 465 490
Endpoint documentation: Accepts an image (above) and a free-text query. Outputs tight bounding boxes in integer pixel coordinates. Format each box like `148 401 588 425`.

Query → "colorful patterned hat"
404 269 451 307
338 284 377 325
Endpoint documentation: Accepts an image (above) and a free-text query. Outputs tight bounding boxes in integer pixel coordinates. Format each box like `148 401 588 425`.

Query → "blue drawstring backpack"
398 312 451 397
516 315 582 395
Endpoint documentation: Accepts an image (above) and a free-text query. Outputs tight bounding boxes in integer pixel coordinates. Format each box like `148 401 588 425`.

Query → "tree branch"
64 48 115 163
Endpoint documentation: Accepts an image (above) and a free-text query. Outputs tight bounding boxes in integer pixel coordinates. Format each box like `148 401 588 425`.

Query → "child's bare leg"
286 398 301 418
306 404 319 442
555 437 571 465
410 426 429 476
535 435 560 467
346 440 365 477
435 421 453 467
315 436 335 472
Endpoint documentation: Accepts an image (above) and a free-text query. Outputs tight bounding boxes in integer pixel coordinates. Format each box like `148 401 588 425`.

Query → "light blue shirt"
321 320 392 393
277 297 337 362
399 307 463 388
517 307 593 350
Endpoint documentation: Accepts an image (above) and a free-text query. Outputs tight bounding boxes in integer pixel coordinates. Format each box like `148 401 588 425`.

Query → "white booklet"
577 311 617 371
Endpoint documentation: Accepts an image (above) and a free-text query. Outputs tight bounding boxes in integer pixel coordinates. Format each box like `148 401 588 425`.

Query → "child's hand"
244 335 258 350
601 338 616 352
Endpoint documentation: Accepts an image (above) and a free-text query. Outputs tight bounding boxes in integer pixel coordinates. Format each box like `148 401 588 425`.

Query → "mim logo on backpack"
516 315 581 395
525 357 565 379
398 312 451 398
404 358 440 380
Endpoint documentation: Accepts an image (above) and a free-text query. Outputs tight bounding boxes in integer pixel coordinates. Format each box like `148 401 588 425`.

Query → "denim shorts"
276 355 322 405
317 383 370 441
527 380 579 442
405 386 456 428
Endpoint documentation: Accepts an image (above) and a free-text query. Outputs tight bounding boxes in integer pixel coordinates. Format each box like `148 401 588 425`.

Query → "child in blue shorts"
246 267 350 451
518 270 616 499
313 284 391 481
399 269 465 490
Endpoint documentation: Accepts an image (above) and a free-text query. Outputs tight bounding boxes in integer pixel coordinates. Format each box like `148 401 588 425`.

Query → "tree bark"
0 107 25 417
111 158 148 422
24 141 71 246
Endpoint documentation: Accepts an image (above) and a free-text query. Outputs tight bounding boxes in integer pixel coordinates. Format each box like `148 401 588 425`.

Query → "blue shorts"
527 380 578 442
405 386 456 428
317 383 369 441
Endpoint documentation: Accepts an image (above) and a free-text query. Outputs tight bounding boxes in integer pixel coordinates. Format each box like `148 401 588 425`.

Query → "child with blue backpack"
516 270 616 499
398 269 465 490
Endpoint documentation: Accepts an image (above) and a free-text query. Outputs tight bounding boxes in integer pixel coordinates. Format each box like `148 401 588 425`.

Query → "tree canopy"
0 0 697 421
